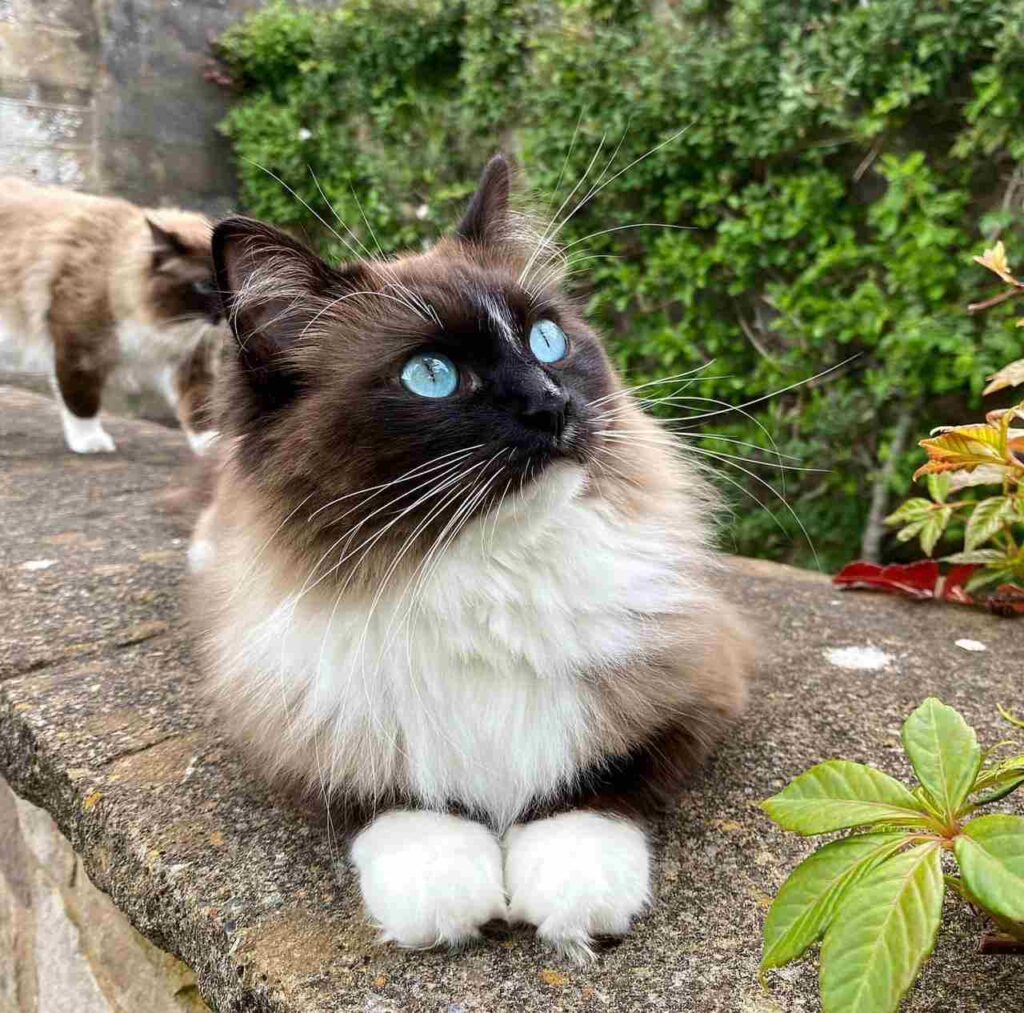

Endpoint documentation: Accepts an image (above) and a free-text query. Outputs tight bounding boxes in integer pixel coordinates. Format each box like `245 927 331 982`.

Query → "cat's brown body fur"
0 178 222 453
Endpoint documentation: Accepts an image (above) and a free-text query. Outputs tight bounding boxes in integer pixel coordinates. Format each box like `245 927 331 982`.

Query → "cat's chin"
487 458 589 528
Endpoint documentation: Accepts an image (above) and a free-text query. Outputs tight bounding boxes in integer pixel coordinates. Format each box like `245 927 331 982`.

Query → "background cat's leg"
52 330 116 453
159 334 220 456
503 810 650 961
351 809 507 948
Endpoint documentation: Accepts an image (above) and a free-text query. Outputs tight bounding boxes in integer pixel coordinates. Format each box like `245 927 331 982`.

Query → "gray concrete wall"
0 0 266 215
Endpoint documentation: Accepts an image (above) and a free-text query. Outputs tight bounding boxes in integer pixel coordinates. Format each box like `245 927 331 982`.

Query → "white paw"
184 427 219 456
62 413 116 454
351 810 507 949
504 810 650 961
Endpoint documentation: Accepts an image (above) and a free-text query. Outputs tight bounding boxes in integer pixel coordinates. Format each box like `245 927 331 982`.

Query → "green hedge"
216 0 1024 570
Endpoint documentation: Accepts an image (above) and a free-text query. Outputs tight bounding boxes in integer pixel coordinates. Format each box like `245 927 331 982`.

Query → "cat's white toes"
351 810 507 949
62 414 116 454
504 810 650 961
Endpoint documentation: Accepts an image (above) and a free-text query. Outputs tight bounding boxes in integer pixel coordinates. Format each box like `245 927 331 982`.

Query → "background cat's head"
143 212 223 325
211 156 624 560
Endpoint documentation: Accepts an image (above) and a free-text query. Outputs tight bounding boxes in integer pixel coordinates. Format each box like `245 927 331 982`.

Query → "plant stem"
980 932 1024 955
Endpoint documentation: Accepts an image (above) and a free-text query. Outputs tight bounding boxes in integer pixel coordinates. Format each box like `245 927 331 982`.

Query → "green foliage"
217 0 1024 569
762 699 1024 1013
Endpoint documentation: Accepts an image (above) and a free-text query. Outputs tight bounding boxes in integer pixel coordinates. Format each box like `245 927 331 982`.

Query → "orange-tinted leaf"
914 424 1010 480
984 359 1024 396
974 242 1017 284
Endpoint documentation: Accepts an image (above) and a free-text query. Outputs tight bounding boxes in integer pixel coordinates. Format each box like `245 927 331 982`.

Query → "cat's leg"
503 810 650 961
158 337 220 456
52 330 116 454
351 809 507 948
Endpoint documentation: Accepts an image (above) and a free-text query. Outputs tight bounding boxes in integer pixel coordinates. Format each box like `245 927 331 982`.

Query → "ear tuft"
456 154 513 246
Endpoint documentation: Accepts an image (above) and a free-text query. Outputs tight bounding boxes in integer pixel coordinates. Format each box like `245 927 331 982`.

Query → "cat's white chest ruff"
218 467 698 826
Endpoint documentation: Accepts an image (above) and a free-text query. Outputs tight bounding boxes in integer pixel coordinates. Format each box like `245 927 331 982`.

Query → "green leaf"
974 774 1024 807
926 473 951 504
886 498 932 526
820 844 944 1013
901 698 981 818
966 565 1019 593
955 815 1024 922
895 519 927 544
762 761 930 836
941 549 1007 565
761 833 907 971
965 496 1015 551
919 506 952 556
971 755 1024 801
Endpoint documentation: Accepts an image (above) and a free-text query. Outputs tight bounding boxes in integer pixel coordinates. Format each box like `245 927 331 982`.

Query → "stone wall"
0 0 266 215
0 775 210 1013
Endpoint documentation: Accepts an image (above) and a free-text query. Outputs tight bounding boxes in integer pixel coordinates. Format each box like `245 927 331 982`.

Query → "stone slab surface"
1 384 1022 1012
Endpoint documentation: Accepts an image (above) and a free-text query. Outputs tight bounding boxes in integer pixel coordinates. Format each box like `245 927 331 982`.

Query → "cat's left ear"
456 154 512 246
146 218 189 269
212 216 360 406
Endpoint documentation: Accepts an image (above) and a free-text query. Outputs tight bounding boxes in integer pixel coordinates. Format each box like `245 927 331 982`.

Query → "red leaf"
942 565 978 604
986 584 1024 617
833 560 940 599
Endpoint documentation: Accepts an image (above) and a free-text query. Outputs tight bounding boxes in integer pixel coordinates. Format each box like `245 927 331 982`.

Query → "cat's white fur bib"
203 464 710 828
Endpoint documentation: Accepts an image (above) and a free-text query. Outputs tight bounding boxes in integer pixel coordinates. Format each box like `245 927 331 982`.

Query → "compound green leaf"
761 833 907 971
955 814 1024 923
901 698 980 819
762 761 930 836
820 844 944 1013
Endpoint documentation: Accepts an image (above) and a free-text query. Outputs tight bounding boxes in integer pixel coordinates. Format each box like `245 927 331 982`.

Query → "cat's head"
211 156 623 557
143 213 224 325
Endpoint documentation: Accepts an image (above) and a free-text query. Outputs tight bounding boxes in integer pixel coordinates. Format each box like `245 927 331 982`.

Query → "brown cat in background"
0 178 224 454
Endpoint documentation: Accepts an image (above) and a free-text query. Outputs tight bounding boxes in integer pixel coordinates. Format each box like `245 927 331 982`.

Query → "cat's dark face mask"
146 219 225 325
211 156 619 553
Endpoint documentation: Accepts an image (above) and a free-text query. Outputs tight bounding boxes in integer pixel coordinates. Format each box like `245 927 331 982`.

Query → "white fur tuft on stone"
503 810 650 961
351 810 507 949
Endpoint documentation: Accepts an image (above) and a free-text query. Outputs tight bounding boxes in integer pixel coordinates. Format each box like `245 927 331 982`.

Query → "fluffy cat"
190 156 753 959
0 178 223 454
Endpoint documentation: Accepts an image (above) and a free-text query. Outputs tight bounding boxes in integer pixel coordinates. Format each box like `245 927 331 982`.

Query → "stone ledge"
1 384 1022 1012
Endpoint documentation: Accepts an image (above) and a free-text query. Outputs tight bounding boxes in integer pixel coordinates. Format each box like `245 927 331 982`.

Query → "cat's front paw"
351 810 507 949
504 810 650 961
62 413 116 454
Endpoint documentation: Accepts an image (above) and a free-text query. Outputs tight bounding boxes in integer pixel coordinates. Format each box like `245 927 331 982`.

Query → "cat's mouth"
506 416 590 475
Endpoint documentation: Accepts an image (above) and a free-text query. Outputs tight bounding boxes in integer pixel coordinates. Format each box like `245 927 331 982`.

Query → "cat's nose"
519 388 571 441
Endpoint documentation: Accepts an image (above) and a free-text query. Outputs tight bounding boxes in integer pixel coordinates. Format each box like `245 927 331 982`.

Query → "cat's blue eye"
529 319 568 364
400 352 459 398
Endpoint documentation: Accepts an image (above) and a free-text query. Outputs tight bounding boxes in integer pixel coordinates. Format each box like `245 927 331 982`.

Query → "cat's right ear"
212 217 358 401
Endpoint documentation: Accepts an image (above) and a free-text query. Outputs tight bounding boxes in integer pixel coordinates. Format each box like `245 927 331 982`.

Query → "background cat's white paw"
504 810 650 961
351 810 507 949
61 413 116 454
